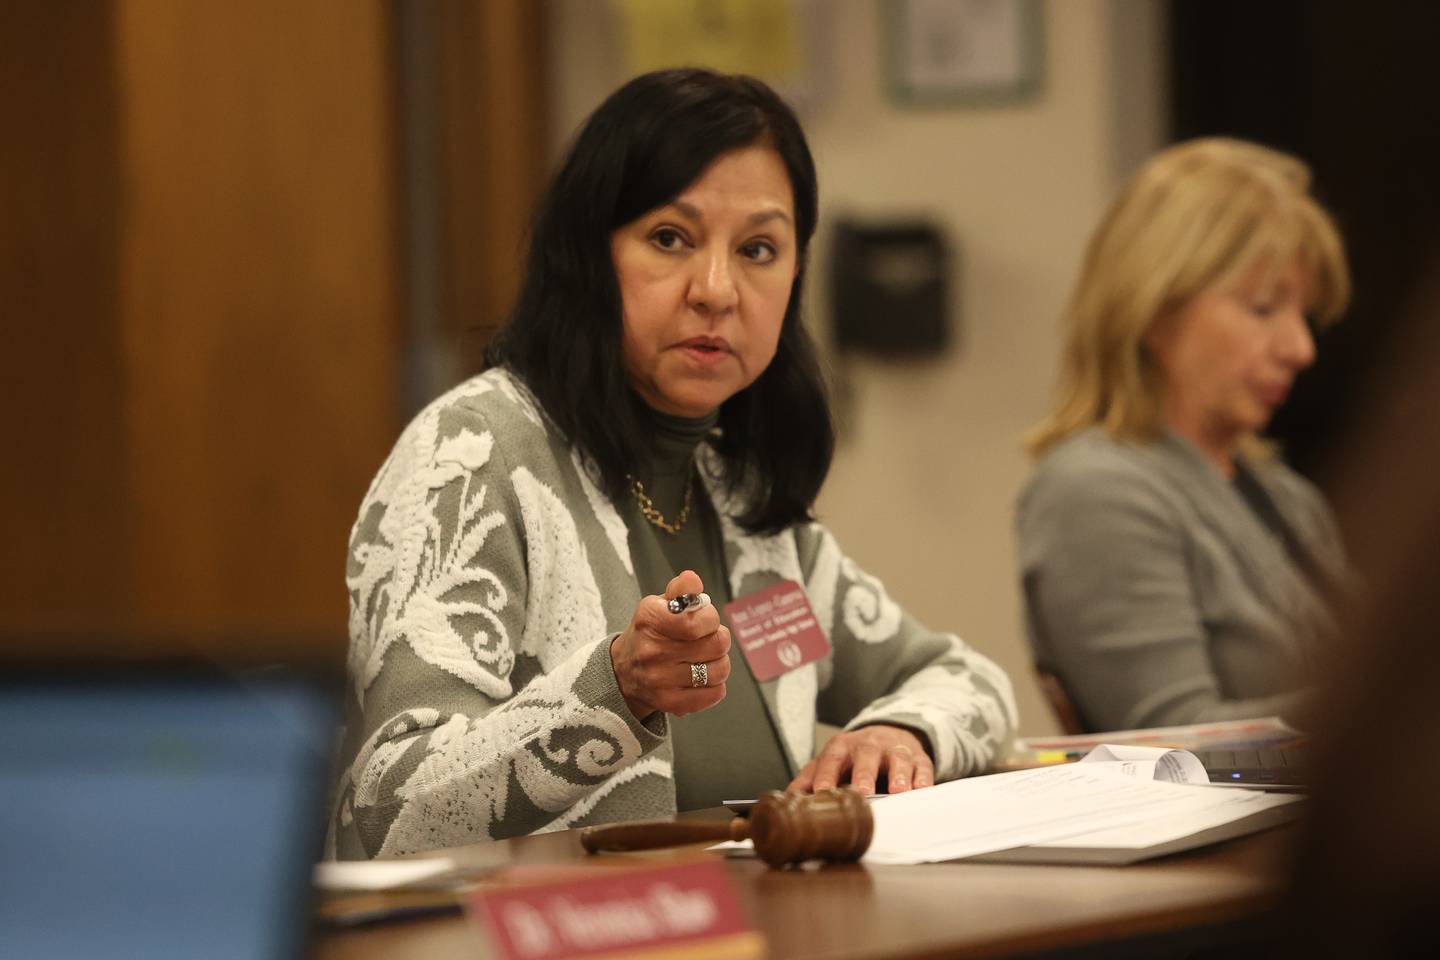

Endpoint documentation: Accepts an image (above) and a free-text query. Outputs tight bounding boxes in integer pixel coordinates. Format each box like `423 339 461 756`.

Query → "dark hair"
485 68 832 535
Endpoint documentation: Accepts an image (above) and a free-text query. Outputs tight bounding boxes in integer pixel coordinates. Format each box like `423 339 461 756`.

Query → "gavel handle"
580 818 747 853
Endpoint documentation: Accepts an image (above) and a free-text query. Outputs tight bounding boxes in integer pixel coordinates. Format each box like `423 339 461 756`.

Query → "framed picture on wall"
886 0 1044 105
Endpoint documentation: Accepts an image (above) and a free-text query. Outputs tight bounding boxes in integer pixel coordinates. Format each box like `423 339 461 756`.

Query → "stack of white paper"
862 745 1301 865
313 857 459 892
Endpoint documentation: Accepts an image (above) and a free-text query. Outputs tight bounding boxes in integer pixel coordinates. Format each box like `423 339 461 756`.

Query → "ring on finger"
689 661 709 688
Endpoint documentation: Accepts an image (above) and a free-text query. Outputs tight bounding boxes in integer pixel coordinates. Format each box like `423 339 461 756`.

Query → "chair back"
1034 664 1088 735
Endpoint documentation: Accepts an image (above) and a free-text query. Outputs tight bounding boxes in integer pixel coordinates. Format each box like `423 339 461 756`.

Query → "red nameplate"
725 579 831 683
467 859 762 960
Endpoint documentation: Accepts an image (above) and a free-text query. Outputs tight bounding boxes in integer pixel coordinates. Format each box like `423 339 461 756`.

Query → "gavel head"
747 788 873 868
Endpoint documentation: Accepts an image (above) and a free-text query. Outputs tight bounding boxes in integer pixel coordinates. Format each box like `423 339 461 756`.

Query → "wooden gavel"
579 788 873 868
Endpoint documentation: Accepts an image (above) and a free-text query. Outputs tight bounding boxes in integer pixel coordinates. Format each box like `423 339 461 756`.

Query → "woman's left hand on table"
786 724 934 796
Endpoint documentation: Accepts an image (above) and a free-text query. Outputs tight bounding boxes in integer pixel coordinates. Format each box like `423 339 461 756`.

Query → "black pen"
667 592 711 614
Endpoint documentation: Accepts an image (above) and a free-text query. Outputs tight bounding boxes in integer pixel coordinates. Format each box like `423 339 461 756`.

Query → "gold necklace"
629 472 693 535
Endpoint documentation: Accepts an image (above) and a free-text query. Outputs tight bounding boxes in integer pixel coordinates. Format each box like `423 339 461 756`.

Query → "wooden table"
315 810 1292 960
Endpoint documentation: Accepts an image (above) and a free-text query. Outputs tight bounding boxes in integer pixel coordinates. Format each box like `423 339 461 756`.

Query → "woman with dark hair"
329 69 1015 859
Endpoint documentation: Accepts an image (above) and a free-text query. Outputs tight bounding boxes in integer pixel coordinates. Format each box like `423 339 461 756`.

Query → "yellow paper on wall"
617 0 801 77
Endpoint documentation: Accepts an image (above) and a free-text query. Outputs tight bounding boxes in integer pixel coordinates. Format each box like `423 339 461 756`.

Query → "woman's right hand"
610 570 731 719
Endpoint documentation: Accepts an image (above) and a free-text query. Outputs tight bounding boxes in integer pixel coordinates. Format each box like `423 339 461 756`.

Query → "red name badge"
724 579 832 683
467 860 762 960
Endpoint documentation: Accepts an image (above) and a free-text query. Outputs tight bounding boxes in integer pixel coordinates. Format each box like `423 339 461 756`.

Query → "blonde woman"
1017 138 1351 732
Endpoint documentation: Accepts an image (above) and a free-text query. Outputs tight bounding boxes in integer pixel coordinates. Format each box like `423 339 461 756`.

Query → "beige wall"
547 0 1167 736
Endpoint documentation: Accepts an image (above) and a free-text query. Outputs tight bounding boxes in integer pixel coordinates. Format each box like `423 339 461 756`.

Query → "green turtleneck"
621 407 793 811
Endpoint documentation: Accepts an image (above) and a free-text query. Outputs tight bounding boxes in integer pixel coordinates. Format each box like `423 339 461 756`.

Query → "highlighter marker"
1035 750 1086 764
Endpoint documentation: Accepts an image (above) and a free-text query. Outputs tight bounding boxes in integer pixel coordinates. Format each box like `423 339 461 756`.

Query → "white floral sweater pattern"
329 369 1017 859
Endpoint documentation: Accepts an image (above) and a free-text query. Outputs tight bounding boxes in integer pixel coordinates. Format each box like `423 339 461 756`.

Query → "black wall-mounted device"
829 220 952 356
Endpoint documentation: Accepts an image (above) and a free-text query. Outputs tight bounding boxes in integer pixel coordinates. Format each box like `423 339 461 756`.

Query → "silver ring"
690 662 709 688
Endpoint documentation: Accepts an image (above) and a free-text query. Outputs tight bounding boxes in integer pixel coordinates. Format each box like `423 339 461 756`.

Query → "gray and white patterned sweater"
329 368 1017 859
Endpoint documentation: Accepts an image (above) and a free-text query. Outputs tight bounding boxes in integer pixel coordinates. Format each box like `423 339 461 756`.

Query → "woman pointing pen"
328 69 1016 859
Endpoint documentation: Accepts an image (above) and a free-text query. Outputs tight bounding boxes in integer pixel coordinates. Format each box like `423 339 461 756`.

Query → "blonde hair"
1026 137 1350 457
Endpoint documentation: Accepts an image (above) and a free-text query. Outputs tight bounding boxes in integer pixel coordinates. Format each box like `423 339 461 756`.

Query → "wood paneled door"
0 1 546 667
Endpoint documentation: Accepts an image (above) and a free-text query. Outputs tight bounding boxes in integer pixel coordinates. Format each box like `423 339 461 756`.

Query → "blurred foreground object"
0 665 337 960
1288 258 1440 955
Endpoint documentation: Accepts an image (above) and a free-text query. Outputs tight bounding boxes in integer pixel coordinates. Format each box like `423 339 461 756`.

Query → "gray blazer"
1016 428 1347 731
